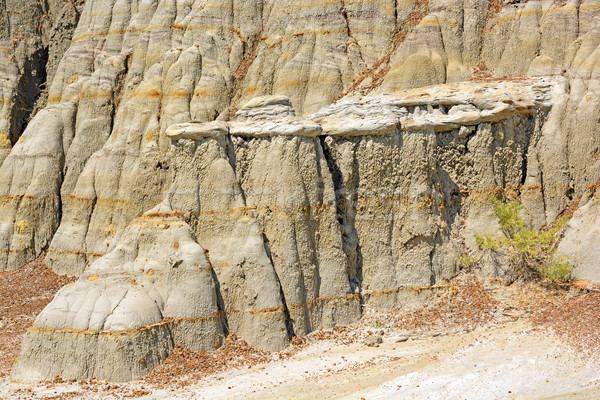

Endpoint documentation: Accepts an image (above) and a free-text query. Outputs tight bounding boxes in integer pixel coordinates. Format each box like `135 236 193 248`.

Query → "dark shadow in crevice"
319 136 364 295
10 46 48 144
263 231 295 338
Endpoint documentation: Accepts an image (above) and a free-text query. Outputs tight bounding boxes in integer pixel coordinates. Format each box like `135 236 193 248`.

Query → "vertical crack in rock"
521 107 550 229
428 237 437 287
338 0 365 65
319 135 363 294
10 46 48 144
209 263 229 337
263 230 296 338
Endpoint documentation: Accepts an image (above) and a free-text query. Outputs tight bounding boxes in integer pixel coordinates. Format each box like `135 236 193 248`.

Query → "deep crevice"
209 264 229 337
278 278 295 338
263 231 295 338
319 136 363 294
9 46 48 144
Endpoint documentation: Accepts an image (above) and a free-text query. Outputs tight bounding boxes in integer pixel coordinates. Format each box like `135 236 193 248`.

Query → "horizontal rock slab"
312 79 558 136
319 116 401 137
165 121 229 140
229 118 323 138
167 80 557 141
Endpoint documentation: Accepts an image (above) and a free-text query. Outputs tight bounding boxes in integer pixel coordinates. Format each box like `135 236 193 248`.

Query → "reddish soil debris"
400 277 499 332
2 273 600 399
362 276 499 335
471 61 496 81
145 333 275 389
0 256 75 378
526 284 600 363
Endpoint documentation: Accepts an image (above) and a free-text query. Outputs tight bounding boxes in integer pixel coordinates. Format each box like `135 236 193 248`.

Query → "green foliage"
539 254 573 283
474 232 502 250
472 197 573 283
459 255 478 268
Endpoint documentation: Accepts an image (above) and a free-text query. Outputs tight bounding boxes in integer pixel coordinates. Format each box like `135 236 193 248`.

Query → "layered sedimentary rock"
2 0 600 275
229 97 360 336
0 0 83 164
13 96 363 381
13 205 224 382
313 78 555 307
14 79 562 381
164 116 292 351
6 0 600 383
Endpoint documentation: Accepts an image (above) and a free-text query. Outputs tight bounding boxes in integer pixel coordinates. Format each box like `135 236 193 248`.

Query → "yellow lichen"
67 75 79 84
87 274 99 281
145 130 157 141
14 219 30 234
0 133 10 148
146 269 154 276
104 224 117 237
18 136 24 144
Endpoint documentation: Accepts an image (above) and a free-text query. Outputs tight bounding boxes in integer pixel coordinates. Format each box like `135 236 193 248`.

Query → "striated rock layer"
4 0 600 382
14 79 560 381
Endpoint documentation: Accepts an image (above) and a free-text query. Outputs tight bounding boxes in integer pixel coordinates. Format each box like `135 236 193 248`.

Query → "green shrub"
459 255 478 268
472 197 573 283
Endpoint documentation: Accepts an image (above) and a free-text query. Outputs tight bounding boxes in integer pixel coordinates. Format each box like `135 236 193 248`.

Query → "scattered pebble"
364 333 383 347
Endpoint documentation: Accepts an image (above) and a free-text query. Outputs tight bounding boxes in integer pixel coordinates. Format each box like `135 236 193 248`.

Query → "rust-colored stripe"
46 248 104 258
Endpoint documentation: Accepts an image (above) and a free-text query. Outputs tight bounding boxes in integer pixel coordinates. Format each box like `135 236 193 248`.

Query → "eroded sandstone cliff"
3 0 600 382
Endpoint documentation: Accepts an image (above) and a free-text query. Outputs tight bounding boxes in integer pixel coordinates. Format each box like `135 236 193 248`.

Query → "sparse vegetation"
470 197 573 283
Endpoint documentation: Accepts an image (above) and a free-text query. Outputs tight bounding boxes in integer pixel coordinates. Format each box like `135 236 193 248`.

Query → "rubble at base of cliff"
2 267 599 399
0 257 75 379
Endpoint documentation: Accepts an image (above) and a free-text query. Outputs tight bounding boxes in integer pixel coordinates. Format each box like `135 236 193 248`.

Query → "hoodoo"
1 0 600 384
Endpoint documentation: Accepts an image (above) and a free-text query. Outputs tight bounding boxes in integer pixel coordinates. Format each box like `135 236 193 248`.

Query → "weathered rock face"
314 79 554 308
12 80 556 381
0 0 84 165
1 0 599 274
4 0 600 383
558 193 600 282
12 204 224 382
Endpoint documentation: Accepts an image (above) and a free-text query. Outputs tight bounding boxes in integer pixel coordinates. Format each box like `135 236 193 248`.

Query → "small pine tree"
470 197 573 283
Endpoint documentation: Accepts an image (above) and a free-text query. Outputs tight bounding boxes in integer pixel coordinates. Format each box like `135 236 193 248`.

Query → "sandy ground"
1 273 599 399
142 321 600 400
2 318 599 399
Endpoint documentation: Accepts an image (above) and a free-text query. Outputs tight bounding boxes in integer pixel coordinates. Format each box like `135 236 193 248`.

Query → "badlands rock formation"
0 0 84 164
2 0 600 382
